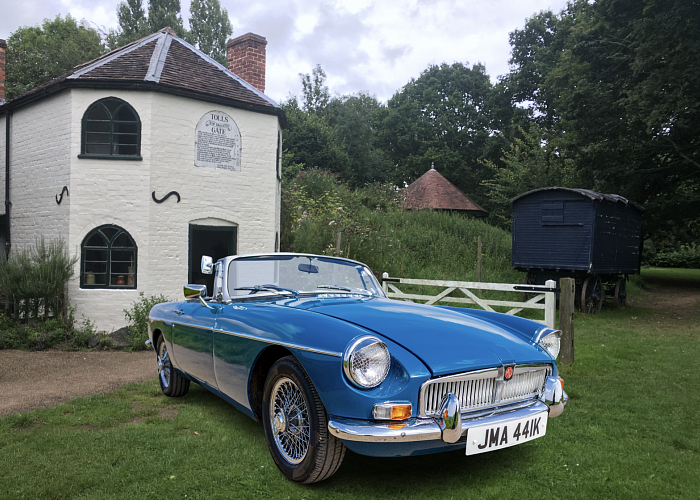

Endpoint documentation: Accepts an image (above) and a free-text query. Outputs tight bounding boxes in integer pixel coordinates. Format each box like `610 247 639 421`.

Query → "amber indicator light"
391 404 412 421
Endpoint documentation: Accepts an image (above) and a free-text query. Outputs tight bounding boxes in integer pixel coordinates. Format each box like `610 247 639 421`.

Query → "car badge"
504 366 514 381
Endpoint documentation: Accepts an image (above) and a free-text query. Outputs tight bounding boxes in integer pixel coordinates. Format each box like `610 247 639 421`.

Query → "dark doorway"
189 224 237 296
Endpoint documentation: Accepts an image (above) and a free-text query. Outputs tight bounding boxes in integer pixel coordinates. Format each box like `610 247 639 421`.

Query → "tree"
5 15 105 100
506 0 700 243
300 65 330 114
147 0 186 37
188 0 232 65
377 62 508 206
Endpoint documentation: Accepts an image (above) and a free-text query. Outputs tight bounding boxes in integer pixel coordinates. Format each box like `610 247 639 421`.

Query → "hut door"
188 224 237 295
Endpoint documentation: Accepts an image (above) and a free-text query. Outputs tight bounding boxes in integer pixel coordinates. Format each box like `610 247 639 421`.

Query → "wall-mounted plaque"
195 111 241 171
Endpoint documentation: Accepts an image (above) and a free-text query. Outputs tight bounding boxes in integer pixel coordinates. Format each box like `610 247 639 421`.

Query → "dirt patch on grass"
629 275 700 317
0 350 156 417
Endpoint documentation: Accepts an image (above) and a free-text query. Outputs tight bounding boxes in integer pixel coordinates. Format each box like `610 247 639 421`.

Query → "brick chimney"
0 39 6 104
226 33 267 93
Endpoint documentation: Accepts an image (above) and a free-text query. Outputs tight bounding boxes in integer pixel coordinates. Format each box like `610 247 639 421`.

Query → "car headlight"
537 329 561 359
343 336 391 388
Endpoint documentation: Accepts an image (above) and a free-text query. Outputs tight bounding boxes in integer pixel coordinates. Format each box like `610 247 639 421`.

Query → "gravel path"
0 350 156 417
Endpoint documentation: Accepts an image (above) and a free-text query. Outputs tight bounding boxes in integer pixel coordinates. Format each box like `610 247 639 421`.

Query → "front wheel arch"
249 345 294 421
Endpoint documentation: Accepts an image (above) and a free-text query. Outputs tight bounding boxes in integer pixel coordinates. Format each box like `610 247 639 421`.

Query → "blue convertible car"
148 253 567 483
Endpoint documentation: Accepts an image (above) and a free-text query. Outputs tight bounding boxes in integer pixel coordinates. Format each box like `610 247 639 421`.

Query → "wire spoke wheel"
157 341 171 389
269 377 310 464
581 275 605 314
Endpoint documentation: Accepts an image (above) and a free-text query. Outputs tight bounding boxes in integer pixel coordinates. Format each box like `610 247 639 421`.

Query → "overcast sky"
1 0 570 103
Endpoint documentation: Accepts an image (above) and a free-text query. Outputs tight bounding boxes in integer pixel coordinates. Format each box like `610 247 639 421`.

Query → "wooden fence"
381 273 558 329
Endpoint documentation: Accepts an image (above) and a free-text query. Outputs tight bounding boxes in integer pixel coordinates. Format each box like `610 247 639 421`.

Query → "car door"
171 299 219 390
212 303 268 416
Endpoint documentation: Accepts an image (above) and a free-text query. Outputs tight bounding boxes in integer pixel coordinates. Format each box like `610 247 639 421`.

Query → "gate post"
544 280 556 328
559 277 575 364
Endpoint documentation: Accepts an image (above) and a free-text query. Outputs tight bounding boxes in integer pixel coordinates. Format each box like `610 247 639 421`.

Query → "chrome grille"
420 365 551 417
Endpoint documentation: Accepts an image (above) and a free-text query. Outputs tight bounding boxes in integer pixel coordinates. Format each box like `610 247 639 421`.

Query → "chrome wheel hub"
157 343 171 389
269 377 310 464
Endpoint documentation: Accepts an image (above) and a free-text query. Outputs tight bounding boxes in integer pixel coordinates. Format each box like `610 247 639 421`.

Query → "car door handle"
174 309 185 315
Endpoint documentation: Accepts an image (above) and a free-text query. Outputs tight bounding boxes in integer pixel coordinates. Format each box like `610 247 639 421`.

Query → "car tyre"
262 356 346 483
156 335 190 397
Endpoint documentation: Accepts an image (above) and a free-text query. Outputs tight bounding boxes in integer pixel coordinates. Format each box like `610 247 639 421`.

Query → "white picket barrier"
381 273 558 328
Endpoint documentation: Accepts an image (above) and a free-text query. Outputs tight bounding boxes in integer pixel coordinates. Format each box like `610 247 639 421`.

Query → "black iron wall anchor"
152 191 181 203
55 186 69 205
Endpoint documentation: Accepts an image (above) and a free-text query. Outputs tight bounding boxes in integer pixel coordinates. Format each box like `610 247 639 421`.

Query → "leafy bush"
124 293 169 350
648 243 700 269
0 307 94 351
0 237 78 321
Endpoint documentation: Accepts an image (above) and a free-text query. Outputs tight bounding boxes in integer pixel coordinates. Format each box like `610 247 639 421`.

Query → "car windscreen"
227 256 383 298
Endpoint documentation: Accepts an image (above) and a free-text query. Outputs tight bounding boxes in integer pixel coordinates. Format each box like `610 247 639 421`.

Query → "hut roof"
405 165 488 216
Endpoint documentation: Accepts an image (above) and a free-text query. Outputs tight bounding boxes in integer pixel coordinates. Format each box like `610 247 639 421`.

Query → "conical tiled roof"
405 165 487 216
0 28 283 121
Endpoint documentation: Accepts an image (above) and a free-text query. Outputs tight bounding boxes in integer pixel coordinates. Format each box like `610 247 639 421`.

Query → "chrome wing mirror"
184 284 218 311
201 255 214 275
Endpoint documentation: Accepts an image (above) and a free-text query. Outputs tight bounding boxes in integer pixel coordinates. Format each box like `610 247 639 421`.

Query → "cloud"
1 0 571 103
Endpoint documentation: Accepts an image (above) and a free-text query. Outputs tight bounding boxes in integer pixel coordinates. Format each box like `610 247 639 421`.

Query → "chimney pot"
226 33 267 93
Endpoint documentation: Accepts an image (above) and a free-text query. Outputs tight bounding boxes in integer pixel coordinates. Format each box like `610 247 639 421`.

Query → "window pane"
101 227 119 241
84 260 107 273
113 133 138 145
85 249 107 261
86 234 107 247
85 143 110 154
114 144 138 156
88 103 110 120
115 106 137 121
104 100 121 114
112 234 134 248
86 120 111 133
85 132 110 145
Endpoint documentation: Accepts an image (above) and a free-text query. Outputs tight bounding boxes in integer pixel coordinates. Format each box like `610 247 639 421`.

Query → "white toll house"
0 29 285 331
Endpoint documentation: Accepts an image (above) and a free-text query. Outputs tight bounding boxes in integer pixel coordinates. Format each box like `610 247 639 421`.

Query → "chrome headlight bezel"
535 328 562 359
343 336 391 389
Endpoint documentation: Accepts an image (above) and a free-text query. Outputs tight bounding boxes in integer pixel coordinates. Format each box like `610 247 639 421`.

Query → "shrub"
0 237 78 321
0 307 92 351
649 243 700 269
124 293 170 350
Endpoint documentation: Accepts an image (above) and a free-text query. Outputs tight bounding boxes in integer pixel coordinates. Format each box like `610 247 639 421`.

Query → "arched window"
81 225 137 289
79 97 141 159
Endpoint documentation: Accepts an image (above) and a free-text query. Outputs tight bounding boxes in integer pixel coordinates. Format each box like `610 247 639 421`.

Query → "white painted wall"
6 93 72 251
61 89 281 332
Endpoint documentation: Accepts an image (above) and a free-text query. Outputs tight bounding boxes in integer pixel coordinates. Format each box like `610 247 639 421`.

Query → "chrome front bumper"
328 376 567 444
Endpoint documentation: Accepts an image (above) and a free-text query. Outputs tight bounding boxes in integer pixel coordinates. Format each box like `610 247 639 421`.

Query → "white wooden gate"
381 273 558 328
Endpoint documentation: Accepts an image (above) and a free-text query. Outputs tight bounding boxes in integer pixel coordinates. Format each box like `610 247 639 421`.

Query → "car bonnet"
297 298 551 377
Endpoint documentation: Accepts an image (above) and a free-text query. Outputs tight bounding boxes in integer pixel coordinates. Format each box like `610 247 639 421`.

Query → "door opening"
189 224 237 296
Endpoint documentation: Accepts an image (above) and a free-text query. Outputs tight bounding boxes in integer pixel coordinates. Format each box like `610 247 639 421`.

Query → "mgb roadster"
147 253 567 483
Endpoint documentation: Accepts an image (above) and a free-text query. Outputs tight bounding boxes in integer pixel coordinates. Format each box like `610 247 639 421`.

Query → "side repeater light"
373 403 412 421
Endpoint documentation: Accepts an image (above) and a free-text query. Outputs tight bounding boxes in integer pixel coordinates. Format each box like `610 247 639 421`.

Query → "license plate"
465 411 548 455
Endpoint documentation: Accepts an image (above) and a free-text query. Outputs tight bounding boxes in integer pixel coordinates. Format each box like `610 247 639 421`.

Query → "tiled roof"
405 166 488 216
1 28 280 115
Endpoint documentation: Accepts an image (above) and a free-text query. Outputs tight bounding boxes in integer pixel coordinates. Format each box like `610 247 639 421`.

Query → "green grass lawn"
1 271 699 499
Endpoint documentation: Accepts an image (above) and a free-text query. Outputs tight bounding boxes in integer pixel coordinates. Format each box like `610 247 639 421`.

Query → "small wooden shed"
511 187 643 312
405 165 487 216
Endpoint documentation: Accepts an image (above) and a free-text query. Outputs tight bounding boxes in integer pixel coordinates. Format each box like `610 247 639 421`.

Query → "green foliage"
646 243 700 269
482 124 579 227
0 308 94 351
300 64 330 114
187 0 232 65
123 292 170 350
283 169 520 285
5 15 105 100
0 238 78 321
505 0 700 242
377 62 510 209
107 0 231 60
